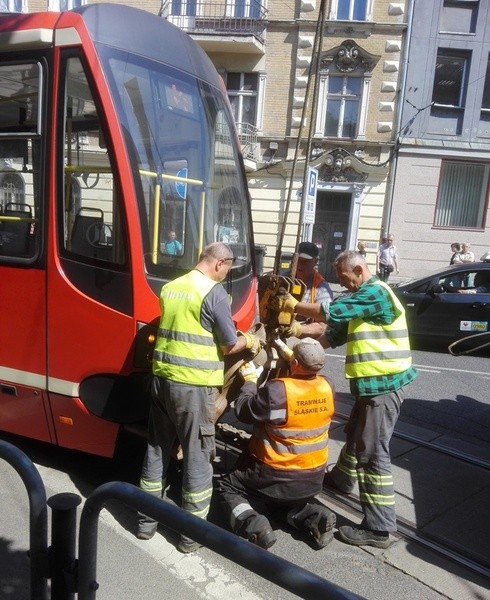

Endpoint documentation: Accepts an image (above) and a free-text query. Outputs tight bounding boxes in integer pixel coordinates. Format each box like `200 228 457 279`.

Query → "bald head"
196 242 235 282
199 242 234 262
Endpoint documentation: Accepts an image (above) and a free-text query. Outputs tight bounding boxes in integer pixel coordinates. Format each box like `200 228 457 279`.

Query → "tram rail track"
216 414 490 582
322 487 490 580
334 407 490 471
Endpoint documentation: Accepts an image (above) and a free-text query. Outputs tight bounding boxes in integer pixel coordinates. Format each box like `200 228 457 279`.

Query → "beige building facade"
246 1 409 279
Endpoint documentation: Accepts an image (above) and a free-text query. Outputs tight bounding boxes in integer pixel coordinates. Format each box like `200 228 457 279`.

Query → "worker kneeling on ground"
215 338 336 550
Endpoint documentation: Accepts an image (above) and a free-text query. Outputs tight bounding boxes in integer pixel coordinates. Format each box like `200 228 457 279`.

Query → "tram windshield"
101 47 253 281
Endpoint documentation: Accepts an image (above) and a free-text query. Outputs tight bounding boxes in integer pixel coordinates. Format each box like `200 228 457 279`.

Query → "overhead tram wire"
274 0 328 275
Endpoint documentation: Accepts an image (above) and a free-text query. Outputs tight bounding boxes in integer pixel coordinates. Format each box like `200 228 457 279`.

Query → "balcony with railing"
161 0 267 53
236 122 259 163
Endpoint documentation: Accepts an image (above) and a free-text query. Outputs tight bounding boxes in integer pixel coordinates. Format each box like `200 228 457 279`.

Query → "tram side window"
0 62 41 261
61 57 126 265
159 159 186 257
210 106 251 264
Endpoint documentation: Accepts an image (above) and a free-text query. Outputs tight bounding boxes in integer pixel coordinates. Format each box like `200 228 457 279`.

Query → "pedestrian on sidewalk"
269 250 417 549
376 233 399 282
136 242 262 553
449 242 461 265
215 338 336 550
452 242 475 264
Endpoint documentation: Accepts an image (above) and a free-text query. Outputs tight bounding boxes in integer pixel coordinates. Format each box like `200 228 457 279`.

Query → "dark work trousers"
138 376 217 542
329 388 405 532
216 459 322 539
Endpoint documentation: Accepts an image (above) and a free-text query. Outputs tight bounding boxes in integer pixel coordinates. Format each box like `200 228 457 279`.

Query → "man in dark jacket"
215 338 336 550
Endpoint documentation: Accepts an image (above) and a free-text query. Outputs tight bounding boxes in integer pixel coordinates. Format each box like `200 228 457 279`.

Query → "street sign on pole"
302 167 318 225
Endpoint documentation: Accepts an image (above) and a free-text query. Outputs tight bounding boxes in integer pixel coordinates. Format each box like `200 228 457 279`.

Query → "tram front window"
103 50 252 278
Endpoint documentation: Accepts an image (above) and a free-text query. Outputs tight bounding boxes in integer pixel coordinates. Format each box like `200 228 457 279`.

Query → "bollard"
47 493 82 600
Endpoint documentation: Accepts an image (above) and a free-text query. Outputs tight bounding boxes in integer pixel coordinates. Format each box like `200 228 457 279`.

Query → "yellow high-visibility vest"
153 270 224 386
345 280 412 379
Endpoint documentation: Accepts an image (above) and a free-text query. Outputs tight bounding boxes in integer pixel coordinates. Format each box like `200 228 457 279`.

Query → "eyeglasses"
222 257 236 263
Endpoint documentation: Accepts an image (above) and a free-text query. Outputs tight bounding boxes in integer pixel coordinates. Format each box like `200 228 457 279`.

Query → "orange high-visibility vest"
248 376 334 470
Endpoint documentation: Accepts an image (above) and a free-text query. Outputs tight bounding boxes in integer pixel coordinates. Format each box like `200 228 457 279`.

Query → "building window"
226 73 258 128
331 0 371 21
0 0 27 11
229 0 262 18
316 41 377 140
0 173 25 212
440 0 479 34
318 75 363 138
434 161 488 229
170 0 196 17
481 55 490 122
429 50 470 134
431 51 469 109
48 0 85 10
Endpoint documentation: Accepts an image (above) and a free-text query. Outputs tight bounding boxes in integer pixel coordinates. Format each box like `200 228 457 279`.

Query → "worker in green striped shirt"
271 249 417 548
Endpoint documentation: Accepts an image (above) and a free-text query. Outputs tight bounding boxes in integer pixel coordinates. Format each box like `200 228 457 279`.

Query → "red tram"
0 4 257 457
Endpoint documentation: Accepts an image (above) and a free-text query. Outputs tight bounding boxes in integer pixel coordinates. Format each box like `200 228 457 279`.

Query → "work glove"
274 338 294 362
268 292 299 315
238 331 263 357
239 362 263 384
286 320 304 338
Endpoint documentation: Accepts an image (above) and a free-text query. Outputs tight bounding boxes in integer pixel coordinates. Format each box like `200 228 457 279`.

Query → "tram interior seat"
71 207 105 259
0 202 32 256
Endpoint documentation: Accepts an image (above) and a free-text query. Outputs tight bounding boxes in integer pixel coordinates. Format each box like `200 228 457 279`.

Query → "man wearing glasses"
137 242 260 552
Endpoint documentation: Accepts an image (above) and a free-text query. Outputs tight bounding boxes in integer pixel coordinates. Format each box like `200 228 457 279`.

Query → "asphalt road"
321 347 490 452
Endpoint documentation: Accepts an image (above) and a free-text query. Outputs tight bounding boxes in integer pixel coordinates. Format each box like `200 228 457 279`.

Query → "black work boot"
338 525 391 549
287 503 337 549
239 513 277 550
177 537 202 553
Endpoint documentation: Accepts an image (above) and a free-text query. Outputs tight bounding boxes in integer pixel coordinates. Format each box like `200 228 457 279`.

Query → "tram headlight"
134 321 158 368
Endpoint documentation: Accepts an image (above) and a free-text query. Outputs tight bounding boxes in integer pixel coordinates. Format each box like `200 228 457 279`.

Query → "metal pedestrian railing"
0 439 49 600
0 439 362 600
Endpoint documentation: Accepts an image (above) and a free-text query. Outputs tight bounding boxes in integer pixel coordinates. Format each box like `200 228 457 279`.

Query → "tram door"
0 60 50 443
45 52 137 455
312 191 351 283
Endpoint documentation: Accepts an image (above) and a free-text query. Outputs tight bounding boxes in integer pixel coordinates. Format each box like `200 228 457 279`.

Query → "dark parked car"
391 261 490 351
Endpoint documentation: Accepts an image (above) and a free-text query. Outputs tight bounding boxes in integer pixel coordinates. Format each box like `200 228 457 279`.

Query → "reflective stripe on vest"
152 270 224 386
248 376 334 470
345 280 412 379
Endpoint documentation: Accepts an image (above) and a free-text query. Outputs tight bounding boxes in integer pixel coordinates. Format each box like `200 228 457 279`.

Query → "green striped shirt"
322 277 417 397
